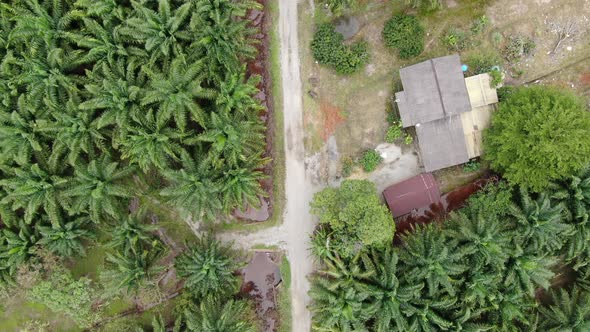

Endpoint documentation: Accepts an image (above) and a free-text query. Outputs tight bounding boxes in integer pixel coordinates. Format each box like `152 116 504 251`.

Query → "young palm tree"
215 69 263 115
398 224 467 297
0 222 39 274
119 109 188 172
108 213 159 255
0 163 68 225
119 0 192 63
63 157 135 223
184 298 256 332
37 216 95 257
509 188 572 254
538 286 590 331
174 234 238 299
101 249 163 295
141 55 215 130
35 99 108 168
160 151 223 221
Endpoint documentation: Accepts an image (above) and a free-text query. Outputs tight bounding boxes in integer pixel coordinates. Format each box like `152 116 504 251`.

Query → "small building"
383 173 440 218
395 54 498 172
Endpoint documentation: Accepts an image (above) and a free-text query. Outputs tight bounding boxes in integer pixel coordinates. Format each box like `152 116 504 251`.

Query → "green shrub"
465 52 502 75
443 28 469 51
385 122 403 143
311 23 369 74
489 69 502 88
496 86 515 101
382 14 425 59
470 16 489 34
463 160 481 173
503 35 536 62
404 133 413 145
341 156 354 178
406 0 443 12
360 150 382 172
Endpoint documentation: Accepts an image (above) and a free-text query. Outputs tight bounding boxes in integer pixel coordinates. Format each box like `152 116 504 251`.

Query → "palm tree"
215 69 263 115
402 296 457 332
503 250 556 297
101 249 163 295
309 275 375 332
0 163 68 225
35 99 108 168
174 234 238 299
0 95 44 166
73 0 128 25
188 110 265 168
509 188 572 254
141 55 215 130
160 151 223 221
188 0 260 80
119 0 192 63
62 157 135 223
446 208 512 272
538 286 590 331
364 247 422 332
80 59 146 139
184 298 256 332
10 0 84 49
218 159 268 213
398 224 467 297
37 216 95 257
487 285 537 331
0 222 39 274
108 213 159 255
549 165 590 260
119 109 188 172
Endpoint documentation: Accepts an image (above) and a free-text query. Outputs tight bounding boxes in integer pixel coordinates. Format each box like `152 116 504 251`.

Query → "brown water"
394 177 497 241
240 252 282 332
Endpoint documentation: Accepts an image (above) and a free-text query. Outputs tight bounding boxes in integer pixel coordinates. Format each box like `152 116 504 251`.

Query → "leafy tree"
174 234 238 299
537 286 590 331
382 14 425 59
37 216 95 257
108 213 159 255
62 157 135 223
184 298 256 332
310 179 395 258
484 86 590 191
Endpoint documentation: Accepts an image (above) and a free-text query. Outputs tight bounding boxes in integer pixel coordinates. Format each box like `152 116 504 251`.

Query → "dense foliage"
311 23 369 75
382 14 424 59
310 180 395 259
360 150 382 172
484 86 590 191
308 174 590 331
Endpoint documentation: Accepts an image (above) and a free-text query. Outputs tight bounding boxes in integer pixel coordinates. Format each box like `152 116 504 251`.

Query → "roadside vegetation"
0 0 271 329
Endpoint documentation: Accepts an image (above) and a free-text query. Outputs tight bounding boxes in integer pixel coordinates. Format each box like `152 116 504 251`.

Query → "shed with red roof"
382 173 441 218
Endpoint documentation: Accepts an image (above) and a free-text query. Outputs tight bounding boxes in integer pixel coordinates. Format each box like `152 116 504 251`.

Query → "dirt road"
222 1 317 331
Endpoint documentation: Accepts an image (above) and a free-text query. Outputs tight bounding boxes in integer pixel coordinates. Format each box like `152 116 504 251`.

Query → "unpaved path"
222 1 317 331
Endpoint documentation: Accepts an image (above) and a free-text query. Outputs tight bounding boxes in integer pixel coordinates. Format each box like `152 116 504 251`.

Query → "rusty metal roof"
382 173 441 218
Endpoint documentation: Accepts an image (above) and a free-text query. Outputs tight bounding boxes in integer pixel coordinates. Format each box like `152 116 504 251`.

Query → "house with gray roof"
395 54 499 172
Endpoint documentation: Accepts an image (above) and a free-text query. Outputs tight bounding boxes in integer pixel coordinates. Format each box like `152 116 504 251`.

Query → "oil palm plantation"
184 298 256 332
174 234 238 299
0 95 44 165
108 213 159 255
101 249 163 295
0 222 39 274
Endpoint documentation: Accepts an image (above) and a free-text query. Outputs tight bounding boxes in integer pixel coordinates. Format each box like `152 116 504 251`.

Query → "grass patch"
277 256 292 332
0 299 81 331
69 242 107 280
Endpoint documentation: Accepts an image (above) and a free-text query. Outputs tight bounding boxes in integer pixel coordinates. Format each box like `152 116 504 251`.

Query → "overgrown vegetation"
311 23 370 74
360 150 382 172
382 14 424 59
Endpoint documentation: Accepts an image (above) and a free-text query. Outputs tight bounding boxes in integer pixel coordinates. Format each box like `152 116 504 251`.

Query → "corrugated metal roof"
383 173 441 218
416 115 470 172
